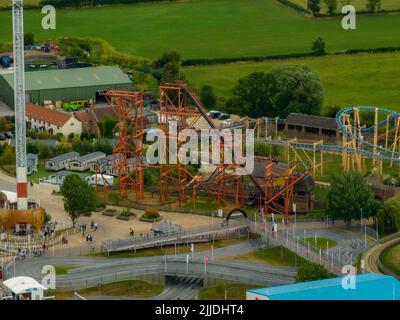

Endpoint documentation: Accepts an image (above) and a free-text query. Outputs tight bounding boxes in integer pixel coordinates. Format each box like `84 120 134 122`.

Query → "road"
6 239 297 300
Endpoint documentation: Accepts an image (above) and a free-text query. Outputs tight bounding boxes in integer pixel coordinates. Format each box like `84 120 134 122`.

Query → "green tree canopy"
366 0 381 12
160 62 182 84
200 85 217 109
296 262 335 282
327 172 379 226
229 65 323 118
24 32 35 46
377 197 400 235
61 174 97 226
155 51 182 68
307 0 321 15
312 37 326 56
323 0 337 14
98 115 117 138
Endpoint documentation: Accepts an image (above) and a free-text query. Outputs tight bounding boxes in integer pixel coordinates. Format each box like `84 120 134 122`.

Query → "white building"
66 152 106 172
26 103 82 136
2 277 48 300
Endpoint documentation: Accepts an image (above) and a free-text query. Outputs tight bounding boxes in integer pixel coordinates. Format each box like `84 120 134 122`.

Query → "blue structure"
247 274 400 300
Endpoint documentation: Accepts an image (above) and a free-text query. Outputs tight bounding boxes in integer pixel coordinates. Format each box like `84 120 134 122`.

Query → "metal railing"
101 220 247 253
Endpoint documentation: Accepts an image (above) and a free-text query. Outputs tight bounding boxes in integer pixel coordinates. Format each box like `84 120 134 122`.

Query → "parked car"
63 100 87 111
218 113 230 120
5 132 13 139
207 110 221 119
0 134 6 141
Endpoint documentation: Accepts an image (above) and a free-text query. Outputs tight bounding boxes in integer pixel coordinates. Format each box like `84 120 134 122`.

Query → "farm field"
290 0 400 13
184 51 400 110
0 0 39 7
0 0 399 59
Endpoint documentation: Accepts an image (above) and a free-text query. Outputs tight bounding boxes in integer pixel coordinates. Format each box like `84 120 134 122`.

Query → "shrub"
120 209 136 218
108 190 121 205
296 262 335 282
143 208 160 219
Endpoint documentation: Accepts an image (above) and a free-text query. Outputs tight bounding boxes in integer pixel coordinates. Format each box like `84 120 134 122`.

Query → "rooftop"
26 103 71 127
247 273 400 300
47 151 80 163
73 152 106 163
3 276 47 295
1 66 131 91
286 113 338 131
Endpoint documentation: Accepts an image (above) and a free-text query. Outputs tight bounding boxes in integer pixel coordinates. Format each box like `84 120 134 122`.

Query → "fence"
101 220 247 253
248 219 355 275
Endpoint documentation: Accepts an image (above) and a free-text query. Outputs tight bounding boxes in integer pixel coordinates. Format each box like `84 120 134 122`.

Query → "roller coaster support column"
265 117 268 141
373 107 379 167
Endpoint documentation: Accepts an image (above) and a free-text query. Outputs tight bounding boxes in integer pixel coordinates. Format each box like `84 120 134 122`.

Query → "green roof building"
0 66 132 108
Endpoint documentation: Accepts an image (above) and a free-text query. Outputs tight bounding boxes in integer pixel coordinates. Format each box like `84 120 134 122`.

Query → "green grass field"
380 243 400 277
184 51 400 110
290 0 400 13
198 281 260 300
0 0 400 59
0 0 39 7
301 237 337 250
49 279 164 300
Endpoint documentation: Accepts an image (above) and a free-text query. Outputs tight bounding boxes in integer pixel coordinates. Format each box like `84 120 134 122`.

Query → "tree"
366 0 381 12
296 262 335 282
97 116 117 138
376 197 400 235
61 174 97 226
155 51 182 68
160 62 181 84
312 37 326 55
327 172 379 226
24 32 34 46
324 0 337 14
230 65 324 118
307 0 321 15
0 117 12 132
200 85 217 109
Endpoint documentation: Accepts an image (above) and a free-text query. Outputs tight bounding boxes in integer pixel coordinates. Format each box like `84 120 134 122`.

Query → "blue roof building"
247 274 400 300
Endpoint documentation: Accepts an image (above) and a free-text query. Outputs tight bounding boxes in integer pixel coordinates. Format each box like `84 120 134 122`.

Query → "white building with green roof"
0 66 132 107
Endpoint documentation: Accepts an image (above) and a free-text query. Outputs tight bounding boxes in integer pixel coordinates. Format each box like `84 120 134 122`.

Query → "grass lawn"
198 281 261 300
1 0 400 59
28 164 53 183
184 51 400 110
300 237 337 250
0 0 39 7
91 236 257 258
222 245 306 267
54 265 81 275
49 279 164 300
380 243 400 277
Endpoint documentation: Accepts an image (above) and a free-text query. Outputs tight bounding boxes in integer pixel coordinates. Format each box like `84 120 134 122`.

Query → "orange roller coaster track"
102 89 145 202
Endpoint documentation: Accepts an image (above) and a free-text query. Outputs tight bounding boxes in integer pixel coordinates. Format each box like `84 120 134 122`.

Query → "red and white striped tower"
12 0 28 210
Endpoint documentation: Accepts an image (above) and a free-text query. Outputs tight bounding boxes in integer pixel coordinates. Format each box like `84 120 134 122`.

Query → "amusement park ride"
98 84 400 219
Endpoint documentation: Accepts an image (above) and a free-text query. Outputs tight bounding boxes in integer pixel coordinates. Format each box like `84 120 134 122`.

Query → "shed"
247 273 400 300
41 170 88 186
0 66 132 107
3 276 48 300
45 151 80 171
66 152 106 172
285 113 339 137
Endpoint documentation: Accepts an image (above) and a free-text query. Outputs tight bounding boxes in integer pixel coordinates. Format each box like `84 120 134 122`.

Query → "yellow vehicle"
63 100 87 111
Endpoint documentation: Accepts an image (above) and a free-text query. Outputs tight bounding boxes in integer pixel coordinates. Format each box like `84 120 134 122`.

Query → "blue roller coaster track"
251 106 400 164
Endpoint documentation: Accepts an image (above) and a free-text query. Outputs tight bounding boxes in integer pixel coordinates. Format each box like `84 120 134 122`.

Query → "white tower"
12 0 28 210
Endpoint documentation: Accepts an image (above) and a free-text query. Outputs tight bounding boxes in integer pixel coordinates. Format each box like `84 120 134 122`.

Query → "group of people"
17 246 45 259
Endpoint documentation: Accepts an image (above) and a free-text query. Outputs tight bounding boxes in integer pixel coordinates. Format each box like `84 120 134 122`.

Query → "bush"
108 190 121 205
377 197 400 235
296 262 335 283
143 208 160 219
120 209 136 218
